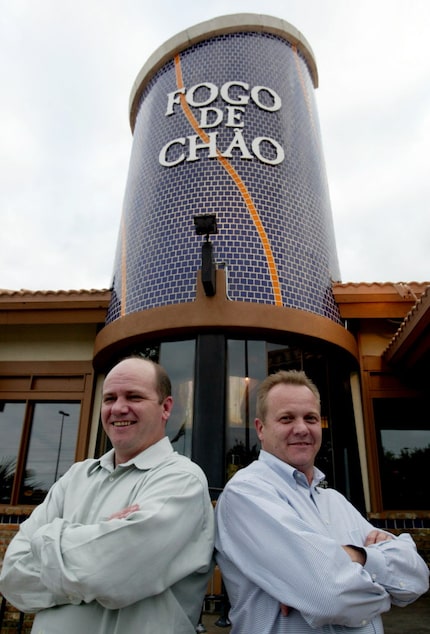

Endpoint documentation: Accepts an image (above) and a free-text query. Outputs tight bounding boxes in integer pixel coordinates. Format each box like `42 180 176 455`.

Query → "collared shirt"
215 450 429 634
0 437 215 634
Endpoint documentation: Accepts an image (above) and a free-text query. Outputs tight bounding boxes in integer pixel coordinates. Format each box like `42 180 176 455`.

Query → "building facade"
94 13 362 503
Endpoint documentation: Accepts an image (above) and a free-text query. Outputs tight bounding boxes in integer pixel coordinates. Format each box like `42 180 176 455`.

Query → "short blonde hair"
256 370 321 421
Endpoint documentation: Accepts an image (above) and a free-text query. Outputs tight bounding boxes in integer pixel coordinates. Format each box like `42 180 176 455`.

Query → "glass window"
267 342 303 373
101 341 196 459
375 398 430 509
225 339 341 490
0 362 93 508
0 400 81 505
160 340 195 458
226 339 323 479
226 340 266 479
20 403 80 504
0 402 26 503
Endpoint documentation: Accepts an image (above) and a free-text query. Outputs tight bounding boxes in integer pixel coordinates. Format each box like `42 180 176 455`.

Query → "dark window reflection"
226 340 334 486
0 402 26 503
267 342 303 373
226 340 266 479
20 402 80 504
160 340 195 458
112 342 195 458
375 398 430 509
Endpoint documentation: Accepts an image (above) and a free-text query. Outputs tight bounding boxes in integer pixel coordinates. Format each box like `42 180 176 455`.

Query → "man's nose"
111 397 130 414
292 418 309 434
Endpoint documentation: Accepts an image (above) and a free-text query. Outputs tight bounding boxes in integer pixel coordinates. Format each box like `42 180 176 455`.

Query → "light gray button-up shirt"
0 437 215 633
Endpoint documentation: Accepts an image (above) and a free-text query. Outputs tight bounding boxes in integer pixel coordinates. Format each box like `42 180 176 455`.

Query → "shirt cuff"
363 546 387 582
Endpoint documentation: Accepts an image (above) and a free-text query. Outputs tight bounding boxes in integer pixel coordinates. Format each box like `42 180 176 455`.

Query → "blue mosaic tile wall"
106 31 342 324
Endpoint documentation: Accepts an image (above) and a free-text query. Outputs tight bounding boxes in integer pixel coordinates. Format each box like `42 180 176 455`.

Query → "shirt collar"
258 449 326 490
88 436 174 475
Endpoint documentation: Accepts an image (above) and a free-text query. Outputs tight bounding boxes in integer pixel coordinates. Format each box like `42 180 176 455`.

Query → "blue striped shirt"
215 450 429 633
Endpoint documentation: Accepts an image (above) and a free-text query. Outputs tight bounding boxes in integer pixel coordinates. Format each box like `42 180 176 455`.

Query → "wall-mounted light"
194 214 218 297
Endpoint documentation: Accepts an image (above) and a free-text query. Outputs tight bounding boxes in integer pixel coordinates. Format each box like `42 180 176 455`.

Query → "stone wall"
0 525 33 633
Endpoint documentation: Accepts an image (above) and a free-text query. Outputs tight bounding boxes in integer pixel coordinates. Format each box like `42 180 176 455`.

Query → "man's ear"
255 417 264 441
162 396 174 422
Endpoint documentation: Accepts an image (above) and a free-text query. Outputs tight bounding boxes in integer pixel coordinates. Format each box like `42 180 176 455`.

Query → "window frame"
360 355 426 511
0 360 95 510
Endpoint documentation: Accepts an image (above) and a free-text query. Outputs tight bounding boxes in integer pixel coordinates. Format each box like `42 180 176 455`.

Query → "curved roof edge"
129 13 318 130
93 271 357 370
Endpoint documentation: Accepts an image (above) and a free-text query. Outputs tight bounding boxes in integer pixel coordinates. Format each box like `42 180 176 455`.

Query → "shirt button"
109 476 114 482
361 620 367 626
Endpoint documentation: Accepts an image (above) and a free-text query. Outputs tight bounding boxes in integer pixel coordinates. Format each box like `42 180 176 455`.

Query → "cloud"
0 0 429 290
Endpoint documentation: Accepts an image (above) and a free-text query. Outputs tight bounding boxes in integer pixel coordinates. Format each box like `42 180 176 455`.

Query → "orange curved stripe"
174 54 282 306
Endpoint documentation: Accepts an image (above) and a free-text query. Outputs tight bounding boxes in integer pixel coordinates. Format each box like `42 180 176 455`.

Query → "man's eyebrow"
305 411 321 418
104 389 142 395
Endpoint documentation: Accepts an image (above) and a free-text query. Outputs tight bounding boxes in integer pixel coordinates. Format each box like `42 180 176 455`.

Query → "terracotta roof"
0 288 110 297
0 288 111 324
332 281 430 319
383 285 430 367
332 281 430 298
333 281 430 287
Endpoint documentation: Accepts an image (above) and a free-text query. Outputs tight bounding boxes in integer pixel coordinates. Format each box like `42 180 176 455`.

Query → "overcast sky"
1 0 429 291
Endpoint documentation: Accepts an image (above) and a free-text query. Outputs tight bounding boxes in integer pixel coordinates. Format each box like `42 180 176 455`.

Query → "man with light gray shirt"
1 356 214 633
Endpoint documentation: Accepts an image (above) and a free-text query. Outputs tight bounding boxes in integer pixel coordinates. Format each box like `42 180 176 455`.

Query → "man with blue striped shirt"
215 370 429 633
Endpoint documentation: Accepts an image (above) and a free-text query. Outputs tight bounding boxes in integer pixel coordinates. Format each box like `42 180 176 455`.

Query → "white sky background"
1 0 429 291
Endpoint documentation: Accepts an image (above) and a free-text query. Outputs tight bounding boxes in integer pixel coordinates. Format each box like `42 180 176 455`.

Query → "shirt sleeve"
30 466 214 609
216 476 397 629
363 533 429 605
0 478 72 612
326 490 429 604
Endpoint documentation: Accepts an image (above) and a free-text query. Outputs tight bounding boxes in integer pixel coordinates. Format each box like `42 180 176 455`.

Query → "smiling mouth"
112 421 137 427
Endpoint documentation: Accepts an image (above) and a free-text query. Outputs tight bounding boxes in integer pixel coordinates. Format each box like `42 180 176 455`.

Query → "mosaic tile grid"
106 31 342 324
